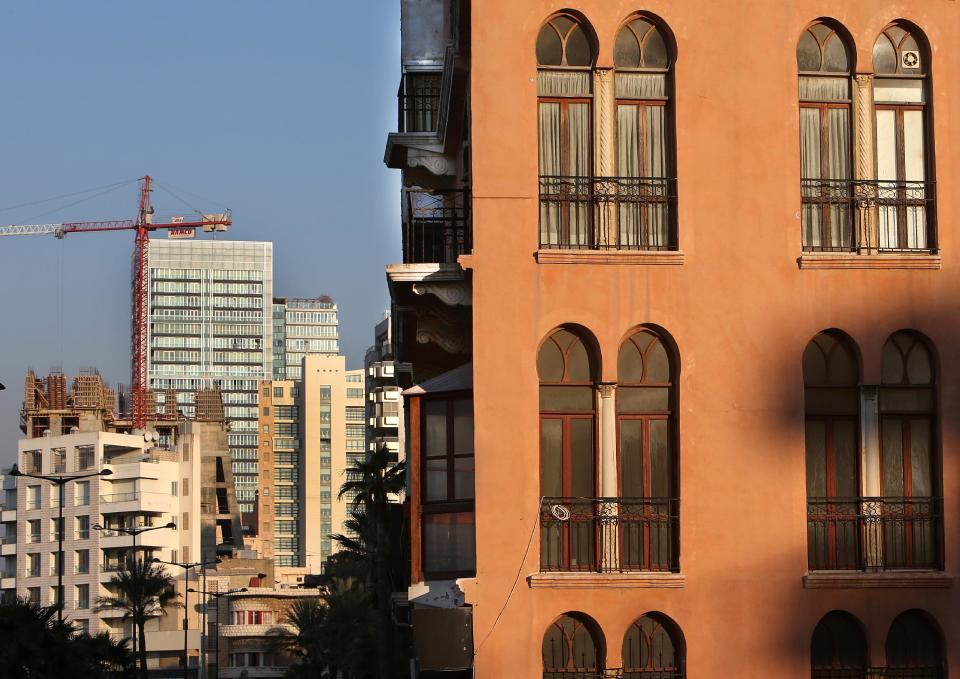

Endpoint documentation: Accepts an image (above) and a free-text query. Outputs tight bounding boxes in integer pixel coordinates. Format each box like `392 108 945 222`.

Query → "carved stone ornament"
412 281 472 306
407 149 455 176
416 311 467 354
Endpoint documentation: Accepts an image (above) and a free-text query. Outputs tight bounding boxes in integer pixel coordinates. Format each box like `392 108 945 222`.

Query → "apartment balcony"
2 509 16 522
539 497 679 573
401 188 471 266
99 491 173 514
800 179 936 255
538 175 678 252
807 497 943 572
219 623 296 638
220 668 287 679
0 576 15 590
812 669 945 679
398 72 442 134
98 530 171 550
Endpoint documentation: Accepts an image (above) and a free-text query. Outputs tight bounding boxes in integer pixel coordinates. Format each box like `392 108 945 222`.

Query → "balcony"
813 669 944 679
402 188 471 265
807 497 943 571
539 176 678 252
398 72 442 134
539 497 679 573
801 179 936 254
219 623 296 637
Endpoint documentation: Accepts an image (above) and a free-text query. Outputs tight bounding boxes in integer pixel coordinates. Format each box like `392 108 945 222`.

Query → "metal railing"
813 668 945 679
398 72 442 133
540 497 679 573
539 176 677 251
807 497 943 571
801 179 936 253
402 188 471 264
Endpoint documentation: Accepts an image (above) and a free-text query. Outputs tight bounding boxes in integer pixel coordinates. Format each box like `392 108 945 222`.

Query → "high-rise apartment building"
271 297 339 381
387 1 960 677
257 355 365 580
147 239 273 528
364 311 410 464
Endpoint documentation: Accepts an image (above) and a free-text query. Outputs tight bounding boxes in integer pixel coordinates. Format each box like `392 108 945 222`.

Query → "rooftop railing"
807 497 943 571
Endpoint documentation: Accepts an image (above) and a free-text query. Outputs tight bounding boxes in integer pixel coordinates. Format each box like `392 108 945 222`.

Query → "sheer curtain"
539 103 561 247
567 103 590 247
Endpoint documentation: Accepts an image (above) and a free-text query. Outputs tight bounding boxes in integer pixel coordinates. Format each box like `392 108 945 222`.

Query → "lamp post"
154 557 219 679
188 586 246 679
92 520 176 669
9 463 112 623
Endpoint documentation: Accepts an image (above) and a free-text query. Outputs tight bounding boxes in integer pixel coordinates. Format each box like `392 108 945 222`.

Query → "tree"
95 559 180 679
0 596 133 678
335 446 407 679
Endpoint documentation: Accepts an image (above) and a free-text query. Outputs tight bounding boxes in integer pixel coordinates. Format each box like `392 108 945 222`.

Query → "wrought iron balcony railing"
540 497 679 573
398 72 442 133
402 188 471 264
813 668 945 679
807 497 943 571
543 669 682 679
539 176 678 251
801 179 936 253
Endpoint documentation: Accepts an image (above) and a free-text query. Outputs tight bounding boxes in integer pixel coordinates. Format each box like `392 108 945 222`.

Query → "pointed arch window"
798 22 855 252
811 611 868 678
886 610 945 676
543 614 604 679
879 332 941 569
803 331 861 569
613 17 677 250
873 24 935 252
539 328 598 571
538 15 595 249
623 613 685 678
617 329 678 571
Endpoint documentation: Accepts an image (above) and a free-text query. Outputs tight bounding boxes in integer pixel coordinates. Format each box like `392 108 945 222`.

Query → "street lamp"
9 463 112 623
153 557 219 679
92 520 176 668
187 586 247 679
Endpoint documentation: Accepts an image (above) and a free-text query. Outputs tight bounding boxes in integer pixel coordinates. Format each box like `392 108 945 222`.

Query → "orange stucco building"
385 1 959 676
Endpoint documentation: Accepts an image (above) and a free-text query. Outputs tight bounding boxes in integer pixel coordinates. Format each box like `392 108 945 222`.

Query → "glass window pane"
823 34 850 72
617 386 669 412
618 340 644 382
536 25 563 66
566 338 591 381
453 457 475 500
424 458 447 502
643 27 668 68
910 419 932 497
540 419 563 496
906 344 933 385
881 418 904 496
797 31 821 71
537 338 564 381
646 341 670 382
874 78 924 104
833 419 859 497
453 399 474 454
565 25 592 66
540 386 595 411
615 27 641 68
805 420 827 496
873 35 898 74
423 512 475 574
649 419 671 497
424 401 447 456
879 388 934 413
570 418 595 497
903 109 926 182
619 419 644 496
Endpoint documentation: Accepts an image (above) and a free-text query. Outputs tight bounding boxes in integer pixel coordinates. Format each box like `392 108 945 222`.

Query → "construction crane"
0 176 231 428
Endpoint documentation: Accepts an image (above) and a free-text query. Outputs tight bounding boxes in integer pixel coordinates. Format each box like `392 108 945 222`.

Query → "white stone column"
860 386 882 568
853 74 878 252
594 68 616 247
598 384 618 570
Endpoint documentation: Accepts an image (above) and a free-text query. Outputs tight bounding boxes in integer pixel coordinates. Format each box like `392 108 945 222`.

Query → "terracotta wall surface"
466 1 960 676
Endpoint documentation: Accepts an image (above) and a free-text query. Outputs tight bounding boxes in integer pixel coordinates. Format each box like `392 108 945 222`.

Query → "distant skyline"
0 2 401 463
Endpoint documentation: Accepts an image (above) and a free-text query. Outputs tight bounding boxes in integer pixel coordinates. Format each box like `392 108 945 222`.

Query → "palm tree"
336 446 406 679
95 559 181 678
73 631 135 678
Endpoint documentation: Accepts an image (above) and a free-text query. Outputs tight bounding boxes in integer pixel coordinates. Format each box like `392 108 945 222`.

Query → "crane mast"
0 176 231 427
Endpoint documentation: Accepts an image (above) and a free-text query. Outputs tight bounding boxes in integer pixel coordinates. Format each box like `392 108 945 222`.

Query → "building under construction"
20 368 245 555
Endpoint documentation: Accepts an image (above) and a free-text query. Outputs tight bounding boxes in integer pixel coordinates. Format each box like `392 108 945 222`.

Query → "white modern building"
271 296 339 381
147 239 274 528
6 430 203 672
364 311 410 466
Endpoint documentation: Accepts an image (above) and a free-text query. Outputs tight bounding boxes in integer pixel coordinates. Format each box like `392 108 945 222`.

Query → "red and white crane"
0 176 231 428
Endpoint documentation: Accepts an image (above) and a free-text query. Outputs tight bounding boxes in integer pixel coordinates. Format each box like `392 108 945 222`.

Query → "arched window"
873 23 935 252
538 14 596 249
623 613 685 678
613 16 677 250
886 610 944 674
803 331 861 570
879 331 940 568
797 21 855 252
811 611 868 677
617 328 678 571
539 328 598 571
543 613 604 678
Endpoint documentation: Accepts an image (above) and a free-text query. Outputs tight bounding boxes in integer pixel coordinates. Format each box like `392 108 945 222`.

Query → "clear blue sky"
0 2 401 463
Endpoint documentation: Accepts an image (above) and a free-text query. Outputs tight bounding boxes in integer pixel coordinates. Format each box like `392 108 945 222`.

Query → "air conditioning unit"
902 50 920 69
